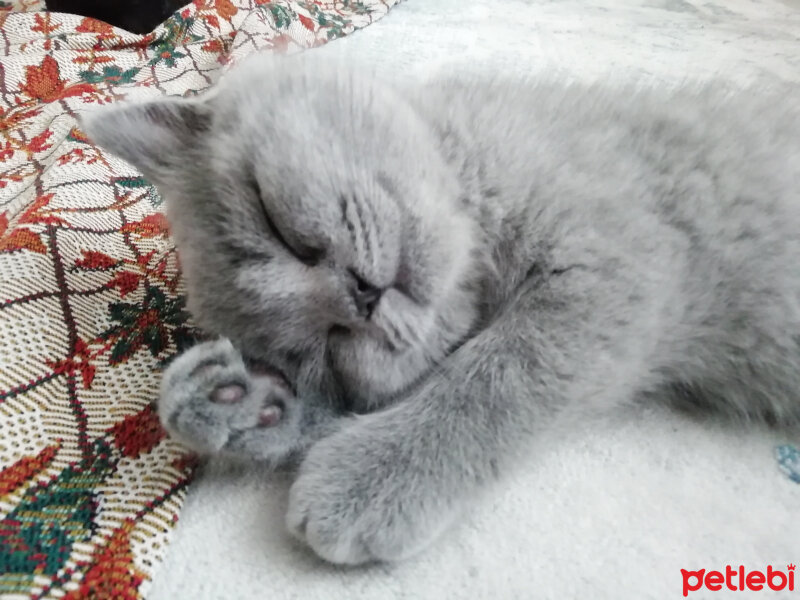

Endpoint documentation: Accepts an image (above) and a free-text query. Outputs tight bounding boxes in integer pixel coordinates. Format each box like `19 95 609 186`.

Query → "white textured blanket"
151 1 800 598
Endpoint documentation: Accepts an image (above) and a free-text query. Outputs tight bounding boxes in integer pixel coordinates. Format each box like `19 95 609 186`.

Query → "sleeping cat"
82 55 800 566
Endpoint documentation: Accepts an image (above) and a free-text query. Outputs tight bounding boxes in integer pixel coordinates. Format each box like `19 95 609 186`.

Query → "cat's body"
83 56 800 565
420 75 800 422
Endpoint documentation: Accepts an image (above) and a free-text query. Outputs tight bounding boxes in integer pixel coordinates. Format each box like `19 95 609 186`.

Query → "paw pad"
212 384 245 404
258 404 283 427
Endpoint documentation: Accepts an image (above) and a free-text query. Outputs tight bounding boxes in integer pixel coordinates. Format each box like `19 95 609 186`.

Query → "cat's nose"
350 271 383 319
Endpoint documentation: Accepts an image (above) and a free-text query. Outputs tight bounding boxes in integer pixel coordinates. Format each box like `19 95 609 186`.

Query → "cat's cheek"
373 289 437 348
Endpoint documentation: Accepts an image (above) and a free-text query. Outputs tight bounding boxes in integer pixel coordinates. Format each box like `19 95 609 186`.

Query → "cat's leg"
286 262 674 564
158 338 338 467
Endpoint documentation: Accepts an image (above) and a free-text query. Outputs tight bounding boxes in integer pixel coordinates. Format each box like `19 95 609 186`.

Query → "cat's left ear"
80 98 212 186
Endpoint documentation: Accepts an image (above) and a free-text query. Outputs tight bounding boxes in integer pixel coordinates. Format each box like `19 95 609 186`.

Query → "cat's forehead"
202 57 445 226
210 76 400 191
212 57 410 143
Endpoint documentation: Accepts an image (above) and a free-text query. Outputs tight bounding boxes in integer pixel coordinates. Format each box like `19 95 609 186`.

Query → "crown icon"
788 564 796 571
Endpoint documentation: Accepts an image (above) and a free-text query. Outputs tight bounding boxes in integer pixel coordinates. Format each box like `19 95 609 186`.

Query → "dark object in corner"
46 0 188 34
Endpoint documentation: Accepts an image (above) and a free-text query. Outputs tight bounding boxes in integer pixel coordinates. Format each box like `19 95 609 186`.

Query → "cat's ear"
80 98 212 185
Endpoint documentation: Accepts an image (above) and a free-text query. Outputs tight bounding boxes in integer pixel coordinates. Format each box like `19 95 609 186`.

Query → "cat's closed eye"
250 179 325 267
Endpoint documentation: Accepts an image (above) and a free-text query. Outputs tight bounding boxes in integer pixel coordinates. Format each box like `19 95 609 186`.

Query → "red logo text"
681 565 795 596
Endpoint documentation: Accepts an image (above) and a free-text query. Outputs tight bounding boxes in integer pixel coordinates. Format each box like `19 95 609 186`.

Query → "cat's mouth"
332 288 429 354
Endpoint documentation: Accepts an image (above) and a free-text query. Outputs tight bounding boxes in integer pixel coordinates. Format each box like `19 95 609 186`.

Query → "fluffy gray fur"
82 54 800 565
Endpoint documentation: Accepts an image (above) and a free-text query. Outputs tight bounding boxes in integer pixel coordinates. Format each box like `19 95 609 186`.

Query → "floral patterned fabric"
0 0 397 597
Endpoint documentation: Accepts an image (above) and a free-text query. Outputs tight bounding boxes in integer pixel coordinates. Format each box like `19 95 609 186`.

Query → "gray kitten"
83 55 800 565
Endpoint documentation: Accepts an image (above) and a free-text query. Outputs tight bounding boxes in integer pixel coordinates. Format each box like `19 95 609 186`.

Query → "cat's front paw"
159 338 302 464
286 419 455 565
